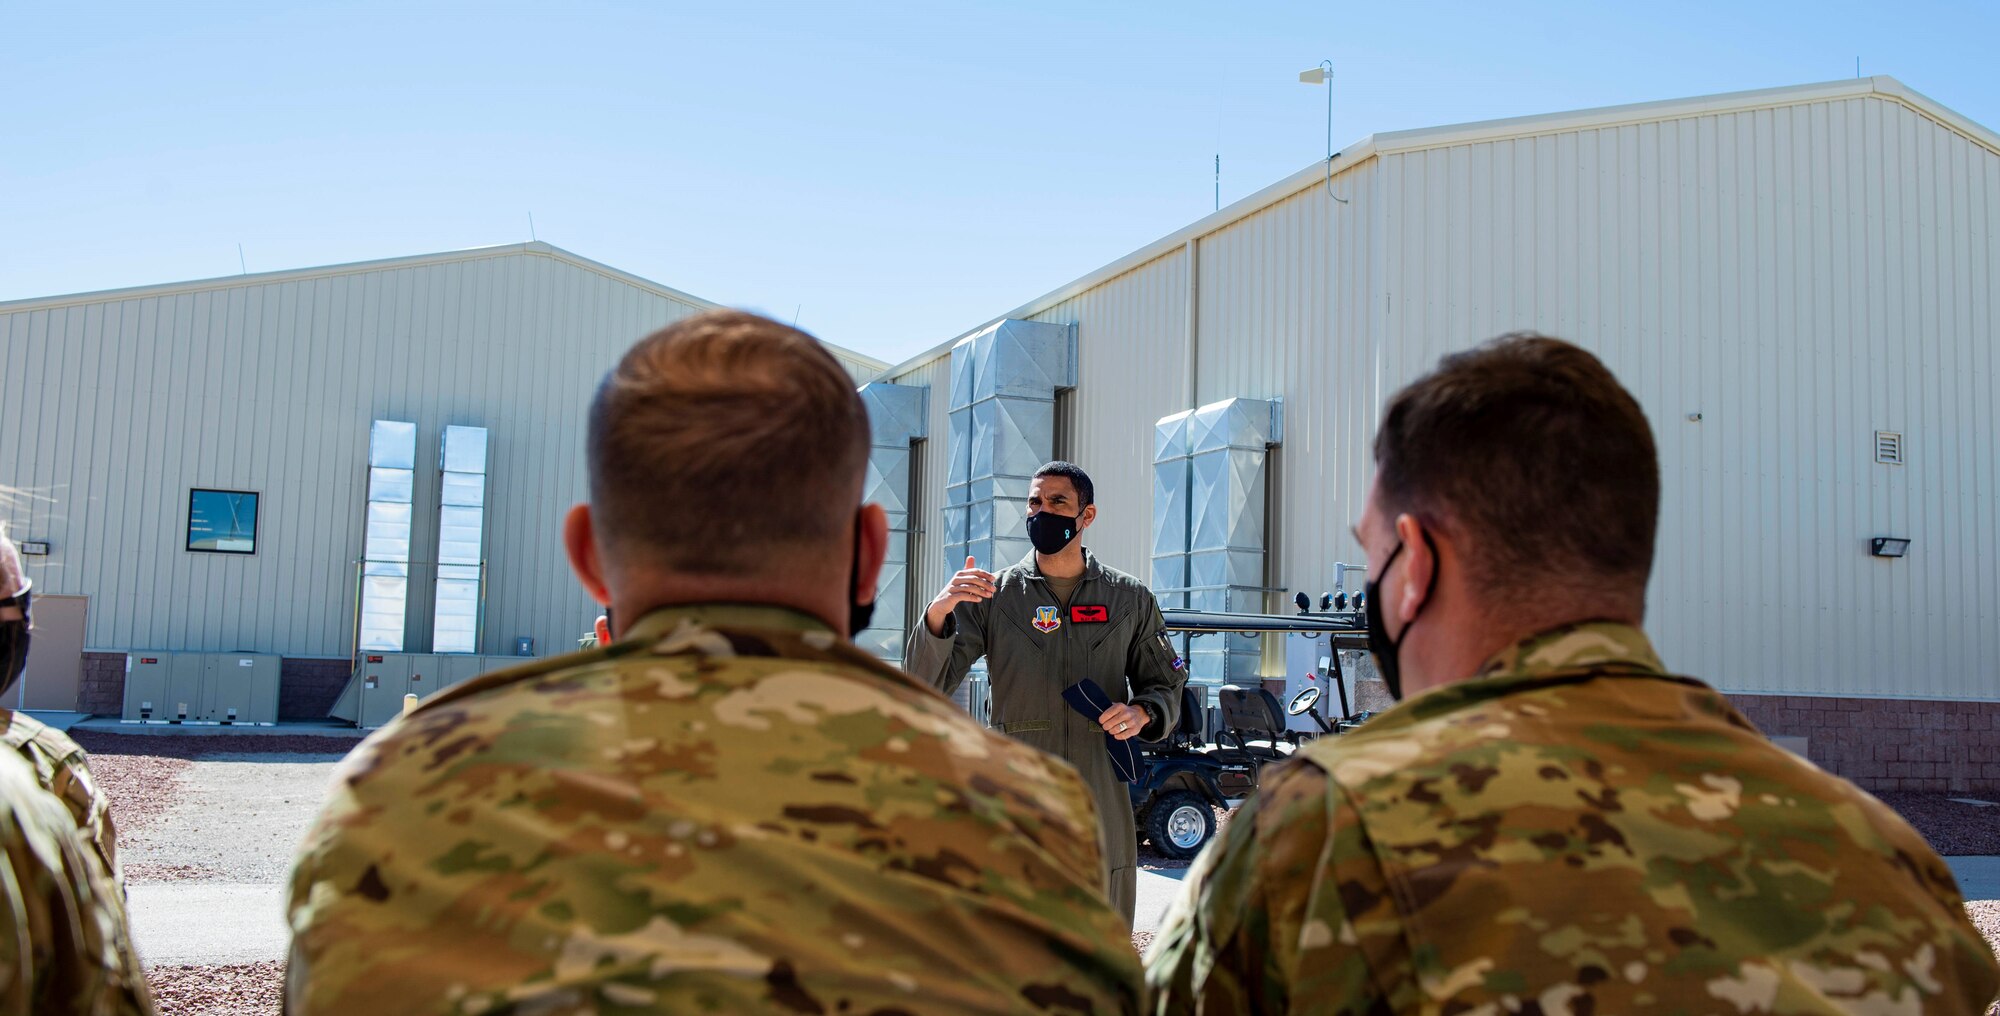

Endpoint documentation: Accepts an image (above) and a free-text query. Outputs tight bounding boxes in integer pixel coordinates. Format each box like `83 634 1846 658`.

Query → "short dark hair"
1373 334 1659 598
1032 461 1094 508
586 310 869 575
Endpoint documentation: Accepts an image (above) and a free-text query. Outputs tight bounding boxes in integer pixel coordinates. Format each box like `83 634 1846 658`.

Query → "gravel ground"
68 734 2000 1014
1874 793 2000 856
115 754 344 884
1968 902 2000 1016
83 752 193 840
76 732 350 1016
145 962 282 1016
71 731 363 760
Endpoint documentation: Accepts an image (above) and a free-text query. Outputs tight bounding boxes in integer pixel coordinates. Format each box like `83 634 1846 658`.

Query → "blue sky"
4 1 1996 364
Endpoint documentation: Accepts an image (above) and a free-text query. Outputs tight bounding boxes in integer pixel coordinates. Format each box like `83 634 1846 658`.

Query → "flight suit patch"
1070 605 1110 624
1032 606 1062 633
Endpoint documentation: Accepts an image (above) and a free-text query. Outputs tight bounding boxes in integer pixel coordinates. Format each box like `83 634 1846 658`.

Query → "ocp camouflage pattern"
1146 621 2000 1014
0 746 153 1015
287 603 1143 1015
2 710 119 883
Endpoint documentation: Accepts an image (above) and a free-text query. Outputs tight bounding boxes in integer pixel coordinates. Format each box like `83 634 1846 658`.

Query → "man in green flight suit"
1147 335 1999 1014
287 311 1141 1015
906 461 1188 926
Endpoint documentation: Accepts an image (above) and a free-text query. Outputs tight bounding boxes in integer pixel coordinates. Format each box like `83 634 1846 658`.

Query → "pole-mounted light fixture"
1869 537 1911 559
1298 60 1348 205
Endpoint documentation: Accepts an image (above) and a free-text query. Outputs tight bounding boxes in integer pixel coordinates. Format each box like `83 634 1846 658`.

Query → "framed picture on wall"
187 488 260 554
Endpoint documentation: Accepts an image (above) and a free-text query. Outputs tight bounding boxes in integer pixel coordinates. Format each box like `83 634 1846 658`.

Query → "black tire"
1146 789 1216 860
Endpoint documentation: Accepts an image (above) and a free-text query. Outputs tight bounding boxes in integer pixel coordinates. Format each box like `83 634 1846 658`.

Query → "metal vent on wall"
432 426 489 654
1152 398 1282 685
941 319 1075 721
856 383 927 665
1875 431 1904 465
358 421 417 652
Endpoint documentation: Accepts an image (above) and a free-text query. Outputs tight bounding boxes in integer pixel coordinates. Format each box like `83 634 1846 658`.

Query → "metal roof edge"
874 76 2000 382
0 242 552 312
1368 76 2000 159
870 140 1382 382
1865 76 2000 158
0 241 889 371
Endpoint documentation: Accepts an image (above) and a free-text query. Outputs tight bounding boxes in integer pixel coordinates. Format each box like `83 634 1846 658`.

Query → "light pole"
1298 60 1348 205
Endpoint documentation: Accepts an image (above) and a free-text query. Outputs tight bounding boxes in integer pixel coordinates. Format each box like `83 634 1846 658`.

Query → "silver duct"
855 383 927 664
432 425 489 654
1151 409 1195 610
1154 397 1282 684
942 319 1074 720
359 420 417 652
942 319 1076 572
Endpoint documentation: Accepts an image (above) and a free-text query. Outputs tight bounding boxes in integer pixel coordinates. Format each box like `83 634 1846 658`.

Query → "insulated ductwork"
1151 410 1195 610
432 425 488 654
359 421 417 652
942 319 1074 722
941 319 1077 573
1154 397 1282 684
856 382 927 664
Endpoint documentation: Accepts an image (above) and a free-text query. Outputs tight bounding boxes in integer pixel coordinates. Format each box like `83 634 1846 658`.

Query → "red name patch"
1070 605 1110 624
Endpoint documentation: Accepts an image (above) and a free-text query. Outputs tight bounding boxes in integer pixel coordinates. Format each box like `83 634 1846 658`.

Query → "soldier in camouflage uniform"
1147 336 1999 1014
0 526 119 884
0 721 152 1015
287 310 1141 1015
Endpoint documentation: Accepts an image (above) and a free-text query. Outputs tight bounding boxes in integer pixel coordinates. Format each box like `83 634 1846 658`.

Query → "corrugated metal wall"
0 247 714 658
901 355 952 620
1370 95 1996 699
891 90 1997 701
1030 250 1191 581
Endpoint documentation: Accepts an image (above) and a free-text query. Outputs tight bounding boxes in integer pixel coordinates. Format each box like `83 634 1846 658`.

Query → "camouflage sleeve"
1145 761 1398 1015
43 749 118 885
3 722 119 884
0 757 152 1016
1122 596 1183 742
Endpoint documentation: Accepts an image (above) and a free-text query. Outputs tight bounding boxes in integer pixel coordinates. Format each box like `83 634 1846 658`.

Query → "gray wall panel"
887 87 1998 701
1 245 878 660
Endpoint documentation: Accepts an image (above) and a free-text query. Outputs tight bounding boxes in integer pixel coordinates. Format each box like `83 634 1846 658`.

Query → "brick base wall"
278 658 353 721
77 653 127 717
1729 694 1999 795
71 653 355 722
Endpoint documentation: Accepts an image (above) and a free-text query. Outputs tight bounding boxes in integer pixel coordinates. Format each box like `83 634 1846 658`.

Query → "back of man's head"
586 310 869 579
1374 334 1659 614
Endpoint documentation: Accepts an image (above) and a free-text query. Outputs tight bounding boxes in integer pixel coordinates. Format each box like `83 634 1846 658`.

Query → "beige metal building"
863 77 1999 793
1 242 885 715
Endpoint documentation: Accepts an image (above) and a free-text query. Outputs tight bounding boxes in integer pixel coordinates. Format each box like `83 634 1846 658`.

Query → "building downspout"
1184 238 1199 409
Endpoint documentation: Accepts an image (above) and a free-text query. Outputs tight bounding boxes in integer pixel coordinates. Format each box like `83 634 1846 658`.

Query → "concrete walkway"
1135 867 1188 934
129 883 289 966
1948 856 2000 901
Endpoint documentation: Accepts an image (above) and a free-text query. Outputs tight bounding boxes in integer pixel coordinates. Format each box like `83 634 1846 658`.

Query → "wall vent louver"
1875 431 1904 465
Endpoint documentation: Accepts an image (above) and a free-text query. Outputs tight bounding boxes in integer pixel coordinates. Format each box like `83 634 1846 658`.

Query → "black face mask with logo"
1364 529 1439 702
1026 510 1080 556
0 590 30 699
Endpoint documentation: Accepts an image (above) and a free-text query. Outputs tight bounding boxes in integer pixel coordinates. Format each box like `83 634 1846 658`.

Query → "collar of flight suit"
1018 548 1105 583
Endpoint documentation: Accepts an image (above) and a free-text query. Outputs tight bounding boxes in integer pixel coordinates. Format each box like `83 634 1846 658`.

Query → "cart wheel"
1146 790 1216 860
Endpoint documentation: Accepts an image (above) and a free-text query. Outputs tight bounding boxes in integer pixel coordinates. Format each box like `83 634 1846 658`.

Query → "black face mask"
0 590 30 700
847 512 875 639
1026 510 1081 556
1364 530 1438 702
